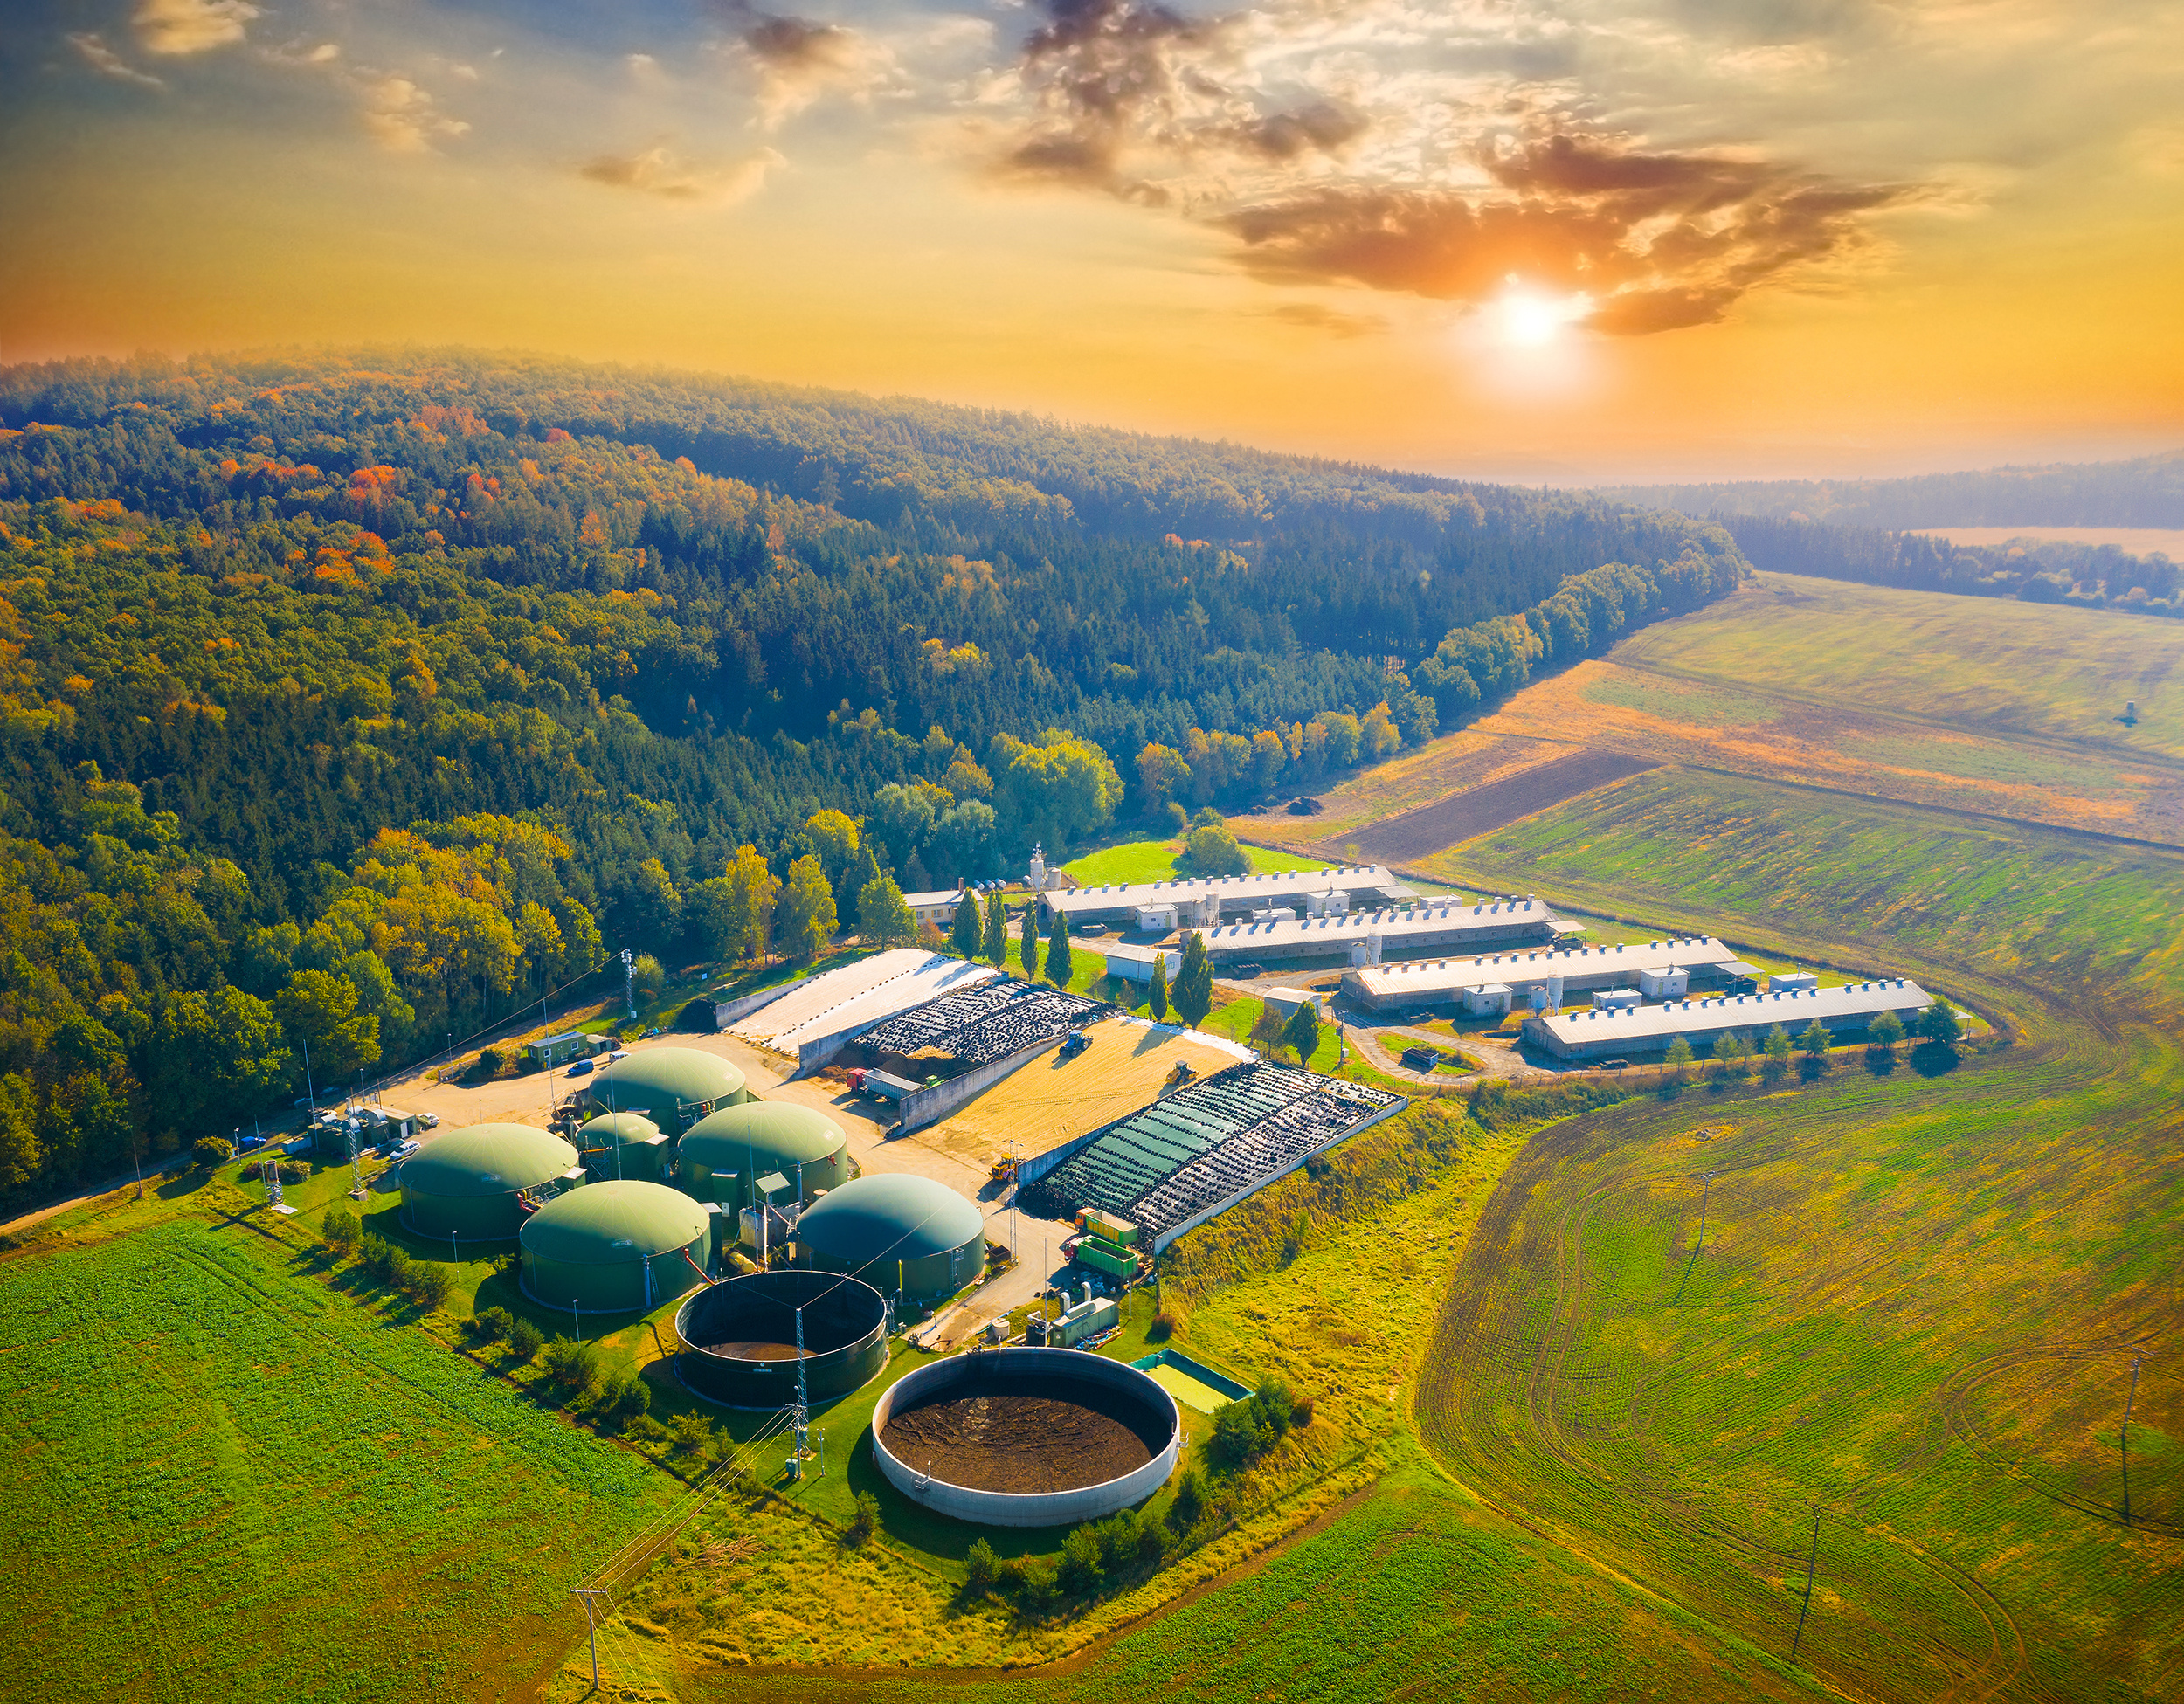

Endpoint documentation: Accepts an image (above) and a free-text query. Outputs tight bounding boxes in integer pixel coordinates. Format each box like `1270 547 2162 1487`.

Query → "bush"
1161 799 1187 833
193 1135 233 1169
469 1306 513 1343
1009 1555 1060 1616
1291 1393 1315 1428
1210 1394 1275 1469
1058 1523 1104 1594
847 1490 881 1546
506 1318 544 1361
276 1158 309 1184
356 1233 410 1286
321 1204 361 1252
1168 1465 1205 1531
668 1411 714 1457
964 1538 1000 1597
400 1261 452 1309
1147 1310 1176 1342
541 1335 603 1395
632 953 667 1000
619 1376 651 1419
476 1046 505 1077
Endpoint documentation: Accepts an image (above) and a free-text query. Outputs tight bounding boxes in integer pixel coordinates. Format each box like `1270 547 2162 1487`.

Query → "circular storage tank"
797 1173 983 1304
872 1348 1180 1528
581 1047 747 1137
520 1180 713 1315
400 1123 577 1245
675 1269 888 1408
680 1102 849 1209
577 1111 660 1153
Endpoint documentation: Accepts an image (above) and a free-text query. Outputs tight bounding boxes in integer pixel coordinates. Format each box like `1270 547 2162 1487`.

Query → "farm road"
1349 749 1662 861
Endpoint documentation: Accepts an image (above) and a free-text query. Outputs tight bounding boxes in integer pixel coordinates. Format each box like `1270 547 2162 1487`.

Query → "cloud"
133 0 259 57
1265 301 1382 337
714 2 888 128
578 145 784 204
361 76 470 153
67 31 165 87
982 0 1912 334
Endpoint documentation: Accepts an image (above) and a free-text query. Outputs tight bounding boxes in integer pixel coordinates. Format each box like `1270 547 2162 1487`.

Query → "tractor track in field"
1409 914 2156 1704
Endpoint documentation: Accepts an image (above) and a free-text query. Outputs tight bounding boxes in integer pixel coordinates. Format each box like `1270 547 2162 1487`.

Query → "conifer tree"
1150 950 1170 1021
1045 911 1072 986
1172 931 1213 1028
949 887 983 959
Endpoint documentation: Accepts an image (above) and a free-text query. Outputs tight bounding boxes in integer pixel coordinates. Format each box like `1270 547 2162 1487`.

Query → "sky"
2 0 2181 480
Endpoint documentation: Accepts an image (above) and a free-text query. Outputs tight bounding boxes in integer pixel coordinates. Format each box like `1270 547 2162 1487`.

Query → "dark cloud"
740 11 857 72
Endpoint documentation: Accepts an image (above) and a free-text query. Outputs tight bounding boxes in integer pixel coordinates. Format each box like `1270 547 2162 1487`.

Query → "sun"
1495 280 1592 348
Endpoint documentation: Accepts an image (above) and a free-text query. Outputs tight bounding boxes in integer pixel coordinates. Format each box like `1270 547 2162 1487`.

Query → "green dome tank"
400 1123 577 1244
519 1180 713 1315
580 1046 748 1137
679 1102 849 1209
797 1173 984 1305
577 1111 660 1150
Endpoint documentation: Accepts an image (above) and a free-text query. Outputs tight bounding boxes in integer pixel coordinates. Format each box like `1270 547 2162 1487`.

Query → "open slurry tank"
871 1348 1180 1527
675 1270 888 1407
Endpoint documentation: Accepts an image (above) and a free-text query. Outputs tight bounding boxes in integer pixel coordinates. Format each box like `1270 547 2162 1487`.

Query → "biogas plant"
379 892 1943 1542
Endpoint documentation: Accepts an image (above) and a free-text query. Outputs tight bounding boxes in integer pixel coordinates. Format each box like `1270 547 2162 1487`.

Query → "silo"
679 1102 849 1209
519 1180 713 1315
400 1123 578 1245
580 1047 747 1138
797 1173 984 1305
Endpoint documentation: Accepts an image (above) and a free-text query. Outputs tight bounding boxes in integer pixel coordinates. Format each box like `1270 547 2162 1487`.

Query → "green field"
0 1215 670 1702
1413 767 2184 1701
1064 837 1351 886
1627 573 2184 759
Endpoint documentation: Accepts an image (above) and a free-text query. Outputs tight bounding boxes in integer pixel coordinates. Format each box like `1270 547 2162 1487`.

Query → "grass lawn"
1064 837 1360 887
0 1213 671 1703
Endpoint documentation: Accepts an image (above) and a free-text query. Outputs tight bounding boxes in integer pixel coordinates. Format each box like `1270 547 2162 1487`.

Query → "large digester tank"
399 1123 577 1244
578 1047 747 1138
675 1269 888 1407
679 1102 849 1209
796 1173 984 1305
519 1180 712 1314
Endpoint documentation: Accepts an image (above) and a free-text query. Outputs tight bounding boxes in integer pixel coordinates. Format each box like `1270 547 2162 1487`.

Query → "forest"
1706 513 2181 612
0 350 1745 1197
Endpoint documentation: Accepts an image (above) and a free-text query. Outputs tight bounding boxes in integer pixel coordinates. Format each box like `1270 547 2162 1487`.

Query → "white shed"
1593 988 1643 1011
1464 983 1514 1017
1135 904 1178 932
1638 965 1689 999
1767 971 1819 994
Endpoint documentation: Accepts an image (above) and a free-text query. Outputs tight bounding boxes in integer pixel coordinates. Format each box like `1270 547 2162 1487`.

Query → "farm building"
849 980 1107 1077
1040 864 1413 929
1201 897 1567 969
727 950 1001 1075
575 1047 748 1138
678 1101 850 1209
902 886 971 929
519 1179 714 1314
1341 935 1739 1011
1018 1062 1404 1252
400 1123 580 1244
796 1172 985 1304
908 1015 1246 1172
1523 979 1933 1061
1102 942 1181 983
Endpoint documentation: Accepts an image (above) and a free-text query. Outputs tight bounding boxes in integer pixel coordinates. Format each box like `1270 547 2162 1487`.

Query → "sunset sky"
3 0 2180 479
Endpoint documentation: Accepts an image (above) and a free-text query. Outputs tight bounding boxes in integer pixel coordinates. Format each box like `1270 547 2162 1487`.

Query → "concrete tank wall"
869 1347 1179 1528
675 1270 888 1408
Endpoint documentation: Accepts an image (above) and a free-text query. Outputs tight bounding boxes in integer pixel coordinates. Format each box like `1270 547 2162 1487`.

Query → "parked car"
606 1048 630 1063
418 1112 440 1128
565 1059 596 1077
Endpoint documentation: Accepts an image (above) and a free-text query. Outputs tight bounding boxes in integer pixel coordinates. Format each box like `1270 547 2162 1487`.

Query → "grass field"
1413 767 2184 1701
0 1215 670 1703
1063 836 1362 886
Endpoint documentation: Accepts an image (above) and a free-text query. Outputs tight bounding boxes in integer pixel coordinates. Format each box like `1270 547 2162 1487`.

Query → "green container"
401 1123 579 1244
679 1102 849 1209
1077 1238 1137 1279
520 1180 713 1314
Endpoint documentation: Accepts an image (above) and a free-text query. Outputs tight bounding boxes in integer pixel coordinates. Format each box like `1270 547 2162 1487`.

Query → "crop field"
1238 574 2184 862
1413 766 2184 1702
0 1216 669 1703
1350 748 1661 861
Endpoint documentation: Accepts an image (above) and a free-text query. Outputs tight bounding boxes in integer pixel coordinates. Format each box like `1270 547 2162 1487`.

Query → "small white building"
1768 971 1819 994
1463 983 1515 1017
1593 988 1643 1011
1135 903 1179 932
1637 965 1690 999
1303 889 1351 916
903 887 969 929
1251 907 1297 924
1102 942 1183 984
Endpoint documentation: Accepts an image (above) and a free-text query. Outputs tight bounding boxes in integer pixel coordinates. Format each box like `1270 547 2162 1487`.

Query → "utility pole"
1790 1510 1820 1660
572 1586 608 1690
2124 1350 2144 1526
791 1302 809 1481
